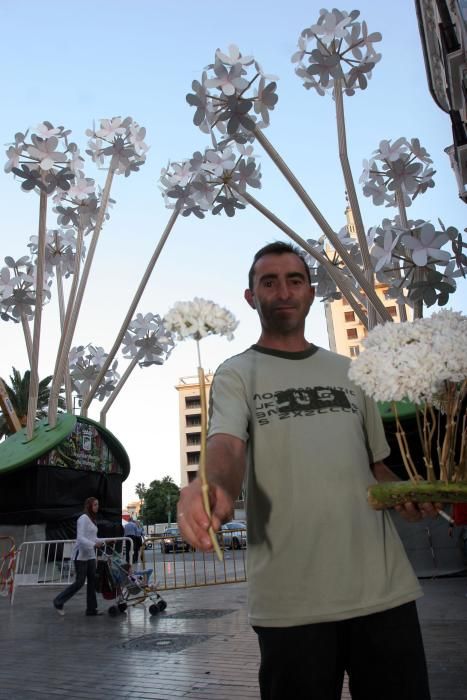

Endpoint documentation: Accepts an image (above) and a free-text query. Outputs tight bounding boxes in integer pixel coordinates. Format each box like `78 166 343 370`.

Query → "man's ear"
244 288 256 309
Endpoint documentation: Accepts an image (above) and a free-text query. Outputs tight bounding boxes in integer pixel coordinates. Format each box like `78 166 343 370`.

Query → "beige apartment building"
176 374 213 487
325 205 408 358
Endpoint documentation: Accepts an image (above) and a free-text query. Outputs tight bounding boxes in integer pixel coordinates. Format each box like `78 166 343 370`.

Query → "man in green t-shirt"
177 242 437 700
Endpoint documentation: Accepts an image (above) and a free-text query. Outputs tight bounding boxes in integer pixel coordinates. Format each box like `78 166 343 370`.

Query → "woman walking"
53 497 104 616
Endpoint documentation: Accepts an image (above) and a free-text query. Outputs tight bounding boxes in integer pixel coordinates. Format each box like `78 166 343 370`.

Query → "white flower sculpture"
0 256 51 322
164 298 238 560
368 218 462 308
292 8 382 96
348 310 467 487
86 117 148 176
186 44 278 143
5 121 80 195
164 297 238 342
122 312 174 367
361 138 436 207
68 343 120 402
160 144 261 218
28 228 85 279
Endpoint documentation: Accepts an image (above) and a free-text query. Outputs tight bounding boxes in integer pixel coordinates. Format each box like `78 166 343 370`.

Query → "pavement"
0 576 466 700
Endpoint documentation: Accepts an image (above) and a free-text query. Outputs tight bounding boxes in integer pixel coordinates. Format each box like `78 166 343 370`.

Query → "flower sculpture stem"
252 126 392 324
99 353 140 428
196 345 223 562
20 313 33 365
55 263 73 411
48 168 115 427
48 221 85 421
80 208 179 417
333 80 377 329
26 190 48 440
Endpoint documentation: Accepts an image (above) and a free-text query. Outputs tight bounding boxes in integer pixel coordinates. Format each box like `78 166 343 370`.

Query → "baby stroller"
96 545 167 617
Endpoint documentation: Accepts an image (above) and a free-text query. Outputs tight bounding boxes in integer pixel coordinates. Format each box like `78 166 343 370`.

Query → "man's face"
244 253 314 334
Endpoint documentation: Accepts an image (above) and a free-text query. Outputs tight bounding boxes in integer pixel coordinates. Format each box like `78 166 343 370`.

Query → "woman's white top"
72 514 104 561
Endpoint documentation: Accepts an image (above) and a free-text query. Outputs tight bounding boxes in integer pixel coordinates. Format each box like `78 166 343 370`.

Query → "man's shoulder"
215 347 256 373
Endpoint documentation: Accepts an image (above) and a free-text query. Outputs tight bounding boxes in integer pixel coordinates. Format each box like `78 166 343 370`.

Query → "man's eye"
264 281 273 288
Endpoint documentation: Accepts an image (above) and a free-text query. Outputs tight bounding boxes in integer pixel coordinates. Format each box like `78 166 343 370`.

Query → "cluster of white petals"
348 310 467 404
86 116 148 176
122 312 174 366
68 343 120 401
164 298 238 342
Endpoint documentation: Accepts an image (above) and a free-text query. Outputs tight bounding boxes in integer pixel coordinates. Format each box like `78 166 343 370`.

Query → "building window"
346 328 358 339
186 414 201 427
344 311 355 323
349 346 360 357
185 396 200 409
187 432 201 446
187 470 198 483
187 451 200 465
387 305 397 317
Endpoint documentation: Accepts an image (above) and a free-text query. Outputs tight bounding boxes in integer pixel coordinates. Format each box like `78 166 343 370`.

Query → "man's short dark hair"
248 241 312 290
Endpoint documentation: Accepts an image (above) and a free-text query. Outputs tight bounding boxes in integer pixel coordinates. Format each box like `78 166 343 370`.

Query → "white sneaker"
54 603 65 616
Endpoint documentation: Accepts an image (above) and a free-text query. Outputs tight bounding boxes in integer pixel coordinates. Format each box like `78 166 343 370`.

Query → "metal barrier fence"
11 537 133 604
0 536 16 599
141 531 247 591
10 531 247 603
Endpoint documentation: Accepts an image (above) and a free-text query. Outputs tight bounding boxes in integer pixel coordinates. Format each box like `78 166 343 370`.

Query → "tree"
141 476 180 525
135 482 147 501
0 367 65 439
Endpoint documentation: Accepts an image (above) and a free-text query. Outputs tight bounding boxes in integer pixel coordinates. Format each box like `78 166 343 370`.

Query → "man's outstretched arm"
177 433 247 551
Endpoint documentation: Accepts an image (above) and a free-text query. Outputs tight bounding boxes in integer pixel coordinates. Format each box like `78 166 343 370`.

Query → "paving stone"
0 577 466 699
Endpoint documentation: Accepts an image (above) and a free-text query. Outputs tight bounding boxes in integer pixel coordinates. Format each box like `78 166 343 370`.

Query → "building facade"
176 374 213 487
415 0 467 202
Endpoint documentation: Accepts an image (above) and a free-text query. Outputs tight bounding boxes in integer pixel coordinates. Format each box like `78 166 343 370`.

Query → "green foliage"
0 366 65 439
141 476 180 525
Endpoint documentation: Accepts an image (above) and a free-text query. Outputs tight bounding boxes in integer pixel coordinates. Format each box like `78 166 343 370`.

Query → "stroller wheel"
156 600 167 612
118 602 128 613
108 606 118 617
149 604 159 616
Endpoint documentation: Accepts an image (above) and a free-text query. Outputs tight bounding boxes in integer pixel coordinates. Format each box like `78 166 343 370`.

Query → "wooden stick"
333 80 377 330
252 126 392 324
48 169 115 427
56 264 73 412
198 361 223 561
48 222 84 423
26 191 48 440
233 186 369 327
20 313 33 365
99 354 140 427
80 208 179 415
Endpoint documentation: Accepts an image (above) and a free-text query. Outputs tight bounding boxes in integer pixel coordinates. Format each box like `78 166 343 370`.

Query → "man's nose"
276 280 290 299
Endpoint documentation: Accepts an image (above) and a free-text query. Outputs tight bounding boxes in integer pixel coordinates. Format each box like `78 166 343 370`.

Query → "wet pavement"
0 576 466 699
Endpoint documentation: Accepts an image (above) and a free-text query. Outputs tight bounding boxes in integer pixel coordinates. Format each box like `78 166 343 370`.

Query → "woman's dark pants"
54 559 98 613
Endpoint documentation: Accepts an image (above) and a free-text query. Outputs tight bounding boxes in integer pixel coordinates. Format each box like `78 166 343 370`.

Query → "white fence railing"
12 537 133 604
10 531 248 604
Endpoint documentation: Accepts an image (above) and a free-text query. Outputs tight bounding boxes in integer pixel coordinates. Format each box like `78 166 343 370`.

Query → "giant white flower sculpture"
86 116 148 176
160 145 261 218
186 44 278 142
68 344 120 403
122 313 175 366
164 298 238 560
292 8 382 96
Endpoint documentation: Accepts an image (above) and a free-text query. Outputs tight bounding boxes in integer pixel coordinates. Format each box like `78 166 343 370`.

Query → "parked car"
160 527 191 553
219 521 247 550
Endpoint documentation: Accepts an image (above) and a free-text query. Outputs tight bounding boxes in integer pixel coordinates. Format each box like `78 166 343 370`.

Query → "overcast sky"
0 0 465 505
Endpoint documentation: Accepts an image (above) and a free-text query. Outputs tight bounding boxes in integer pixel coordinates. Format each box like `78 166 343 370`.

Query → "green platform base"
378 400 417 422
0 413 76 473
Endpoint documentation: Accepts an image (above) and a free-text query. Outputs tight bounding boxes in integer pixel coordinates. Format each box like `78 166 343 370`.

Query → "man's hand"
394 501 441 522
177 478 234 551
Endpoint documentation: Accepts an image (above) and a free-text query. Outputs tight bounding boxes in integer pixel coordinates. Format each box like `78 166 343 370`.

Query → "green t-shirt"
208 345 422 627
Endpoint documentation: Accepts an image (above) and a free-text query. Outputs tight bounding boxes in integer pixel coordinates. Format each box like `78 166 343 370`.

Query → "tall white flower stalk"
5 121 79 438
48 116 148 428
349 310 467 504
164 298 238 560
